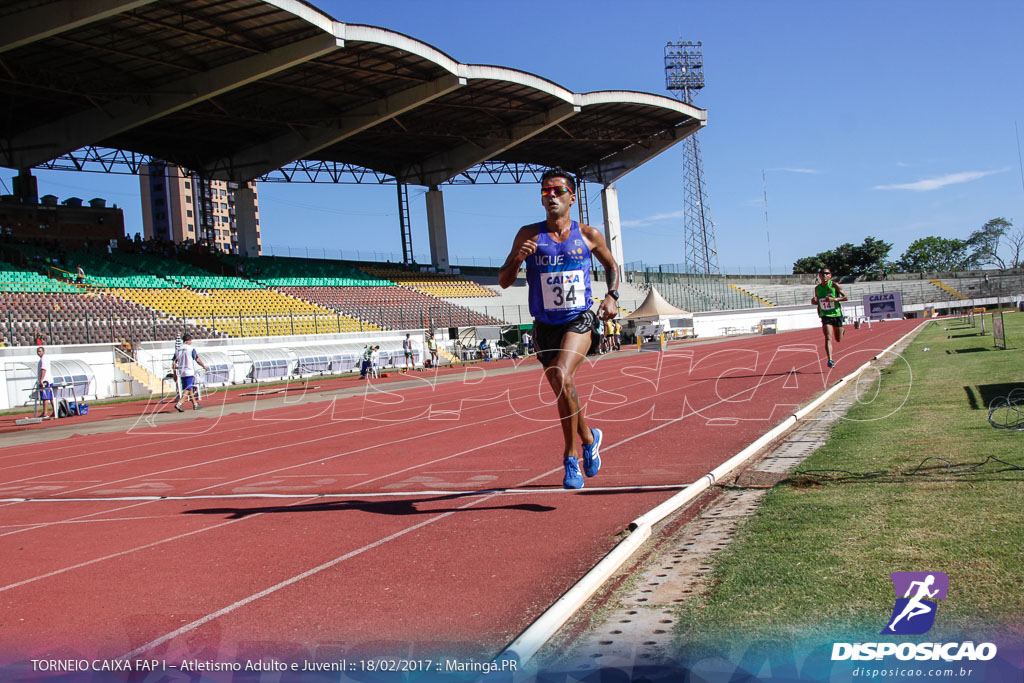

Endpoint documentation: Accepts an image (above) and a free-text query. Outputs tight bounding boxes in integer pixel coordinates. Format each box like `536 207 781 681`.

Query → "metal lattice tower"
665 40 720 275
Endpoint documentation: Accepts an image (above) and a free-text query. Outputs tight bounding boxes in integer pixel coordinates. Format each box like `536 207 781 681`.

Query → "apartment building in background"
140 161 261 256
0 169 124 247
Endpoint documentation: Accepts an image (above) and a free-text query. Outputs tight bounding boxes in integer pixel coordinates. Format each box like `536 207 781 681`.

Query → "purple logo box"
890 572 949 600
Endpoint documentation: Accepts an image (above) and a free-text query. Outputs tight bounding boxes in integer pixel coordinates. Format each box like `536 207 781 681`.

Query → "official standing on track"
173 332 208 412
811 267 848 368
36 346 55 419
427 332 439 367
402 333 414 372
498 168 620 489
360 345 373 379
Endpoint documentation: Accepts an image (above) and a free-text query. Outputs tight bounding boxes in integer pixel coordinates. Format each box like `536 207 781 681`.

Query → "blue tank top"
525 221 593 325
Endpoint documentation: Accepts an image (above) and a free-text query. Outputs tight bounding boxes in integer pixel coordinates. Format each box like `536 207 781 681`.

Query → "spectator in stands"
811 267 848 368
75 265 85 284
402 333 414 371
36 346 54 419
497 167 618 489
173 332 207 412
33 329 45 346
426 333 439 367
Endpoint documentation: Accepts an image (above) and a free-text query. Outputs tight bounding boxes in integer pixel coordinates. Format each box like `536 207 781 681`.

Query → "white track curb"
496 320 929 669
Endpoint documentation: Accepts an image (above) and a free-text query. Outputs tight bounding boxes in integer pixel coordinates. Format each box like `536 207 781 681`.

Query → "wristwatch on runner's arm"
606 290 619 300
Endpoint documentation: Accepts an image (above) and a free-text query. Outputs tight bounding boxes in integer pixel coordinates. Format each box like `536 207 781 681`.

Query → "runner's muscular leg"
543 330 594 459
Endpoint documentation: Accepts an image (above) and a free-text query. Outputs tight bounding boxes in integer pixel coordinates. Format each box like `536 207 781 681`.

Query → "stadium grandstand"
3 3 1024 676
1 240 518 344
1 257 80 294
278 285 502 329
618 266 1024 314
223 255 392 288
8 235 1023 349
360 265 498 299
0 0 1021 368
0 289 220 347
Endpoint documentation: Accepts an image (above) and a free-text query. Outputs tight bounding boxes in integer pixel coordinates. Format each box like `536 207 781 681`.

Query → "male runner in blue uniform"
499 168 620 489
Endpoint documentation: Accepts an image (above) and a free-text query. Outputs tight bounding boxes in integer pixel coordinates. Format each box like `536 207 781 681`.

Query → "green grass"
673 312 1024 654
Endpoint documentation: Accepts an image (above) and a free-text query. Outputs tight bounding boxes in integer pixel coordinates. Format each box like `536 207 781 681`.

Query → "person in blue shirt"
498 168 620 489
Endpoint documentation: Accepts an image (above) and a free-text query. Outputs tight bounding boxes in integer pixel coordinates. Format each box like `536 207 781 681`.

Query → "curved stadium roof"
0 0 706 185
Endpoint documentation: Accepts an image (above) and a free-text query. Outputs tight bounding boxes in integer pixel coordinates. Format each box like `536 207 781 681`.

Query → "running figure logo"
882 572 948 635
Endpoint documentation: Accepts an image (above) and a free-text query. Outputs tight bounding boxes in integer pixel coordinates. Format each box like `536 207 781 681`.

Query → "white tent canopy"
625 287 690 320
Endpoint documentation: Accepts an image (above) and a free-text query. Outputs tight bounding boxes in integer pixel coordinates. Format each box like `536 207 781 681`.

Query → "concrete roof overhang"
0 0 706 185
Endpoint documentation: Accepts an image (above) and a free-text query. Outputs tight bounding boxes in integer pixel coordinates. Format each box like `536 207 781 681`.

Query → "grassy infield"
675 311 1024 655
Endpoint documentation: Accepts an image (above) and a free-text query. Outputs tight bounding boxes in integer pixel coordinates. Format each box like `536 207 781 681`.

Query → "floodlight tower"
665 40 720 275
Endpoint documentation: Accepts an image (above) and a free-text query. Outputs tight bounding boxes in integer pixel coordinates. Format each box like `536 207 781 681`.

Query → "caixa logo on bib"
883 571 948 635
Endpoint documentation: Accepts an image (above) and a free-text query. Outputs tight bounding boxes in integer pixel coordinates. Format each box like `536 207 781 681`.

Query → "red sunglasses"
541 186 573 197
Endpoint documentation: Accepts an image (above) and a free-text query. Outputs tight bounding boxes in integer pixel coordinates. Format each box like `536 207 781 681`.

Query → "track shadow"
964 386 981 410
711 371 808 380
510 485 681 494
183 491 555 519
965 383 1024 410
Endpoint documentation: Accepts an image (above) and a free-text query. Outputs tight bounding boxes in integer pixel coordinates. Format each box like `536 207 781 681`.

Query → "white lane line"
2 327 907 654
0 500 158 539
0 482 688 504
0 337 758 477
5 326 887 499
0 361 553 471
1 327 899 596
186 343 777 495
0 509 268 594
0 513 195 528
116 465 563 660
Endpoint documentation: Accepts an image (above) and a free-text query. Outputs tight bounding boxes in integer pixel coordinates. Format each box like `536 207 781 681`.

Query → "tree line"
792 218 1022 277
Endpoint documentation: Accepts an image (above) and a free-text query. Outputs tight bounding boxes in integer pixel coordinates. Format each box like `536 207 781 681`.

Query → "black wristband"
607 289 619 300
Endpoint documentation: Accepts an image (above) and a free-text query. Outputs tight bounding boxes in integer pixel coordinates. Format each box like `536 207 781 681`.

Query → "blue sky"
5 0 1023 272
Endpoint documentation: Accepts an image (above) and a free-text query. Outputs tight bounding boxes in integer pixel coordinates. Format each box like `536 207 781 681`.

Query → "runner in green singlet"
811 267 848 368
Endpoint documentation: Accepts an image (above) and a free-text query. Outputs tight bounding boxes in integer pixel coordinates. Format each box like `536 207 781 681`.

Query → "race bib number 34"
542 269 584 310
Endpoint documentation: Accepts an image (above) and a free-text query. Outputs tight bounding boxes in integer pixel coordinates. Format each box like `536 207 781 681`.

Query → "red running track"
0 321 919 667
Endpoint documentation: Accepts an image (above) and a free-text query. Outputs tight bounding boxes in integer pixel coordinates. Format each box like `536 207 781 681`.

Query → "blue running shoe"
563 457 584 489
827 359 835 368
582 427 602 477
